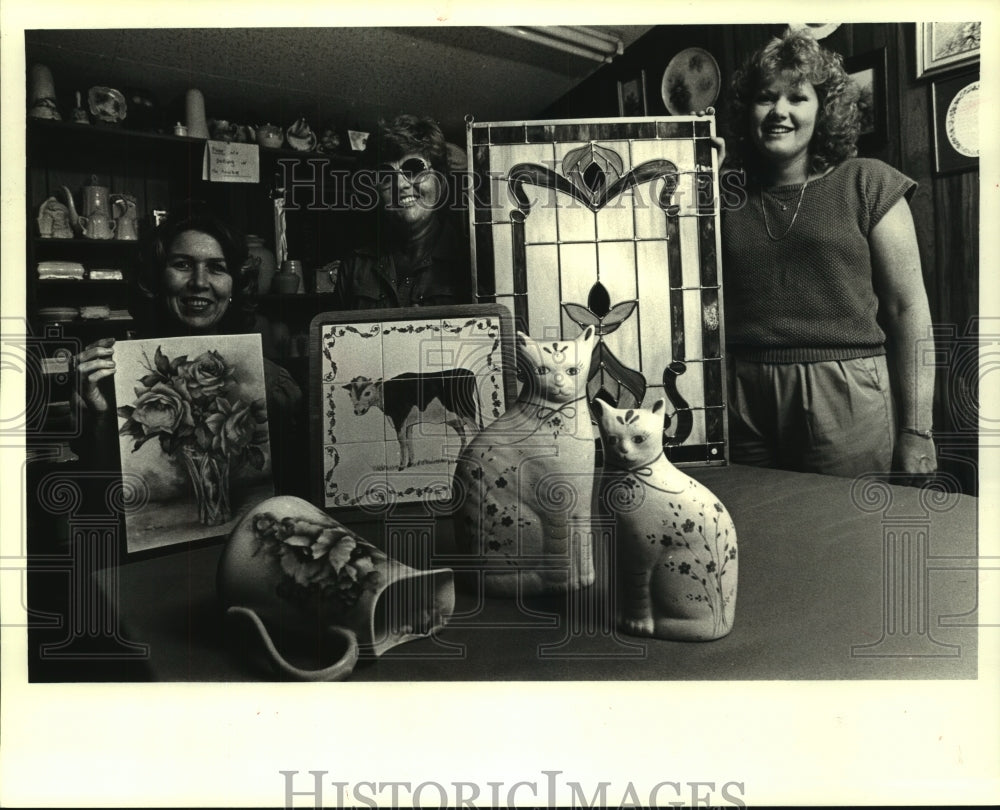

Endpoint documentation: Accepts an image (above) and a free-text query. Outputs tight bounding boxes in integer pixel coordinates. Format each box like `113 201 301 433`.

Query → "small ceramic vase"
217 495 455 680
246 235 277 295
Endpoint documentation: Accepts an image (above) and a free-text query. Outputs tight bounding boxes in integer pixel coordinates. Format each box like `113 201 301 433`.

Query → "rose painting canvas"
113 334 274 554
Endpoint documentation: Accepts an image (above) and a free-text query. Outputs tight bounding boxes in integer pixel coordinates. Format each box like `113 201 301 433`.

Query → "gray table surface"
98 464 979 681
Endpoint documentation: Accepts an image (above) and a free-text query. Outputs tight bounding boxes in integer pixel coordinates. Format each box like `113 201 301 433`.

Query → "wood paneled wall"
542 23 980 493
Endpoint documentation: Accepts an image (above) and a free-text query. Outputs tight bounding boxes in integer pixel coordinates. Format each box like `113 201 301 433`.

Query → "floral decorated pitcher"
217 495 455 680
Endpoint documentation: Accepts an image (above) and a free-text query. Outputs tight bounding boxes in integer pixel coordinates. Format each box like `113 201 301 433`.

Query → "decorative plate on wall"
660 48 721 115
932 72 980 174
787 23 841 40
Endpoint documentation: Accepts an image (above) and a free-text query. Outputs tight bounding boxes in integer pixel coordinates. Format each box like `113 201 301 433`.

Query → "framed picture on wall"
915 21 981 79
845 47 889 148
931 70 980 175
617 71 648 116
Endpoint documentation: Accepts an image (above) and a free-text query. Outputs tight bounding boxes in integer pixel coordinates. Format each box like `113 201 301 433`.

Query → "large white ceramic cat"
594 398 737 640
454 325 597 597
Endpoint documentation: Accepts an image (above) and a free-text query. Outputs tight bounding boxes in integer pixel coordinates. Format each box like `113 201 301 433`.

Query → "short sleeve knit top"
721 157 916 363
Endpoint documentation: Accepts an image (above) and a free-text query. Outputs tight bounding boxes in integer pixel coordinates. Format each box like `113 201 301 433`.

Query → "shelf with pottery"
27 117 359 167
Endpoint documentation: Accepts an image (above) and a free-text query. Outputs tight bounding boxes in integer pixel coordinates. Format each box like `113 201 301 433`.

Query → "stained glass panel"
467 116 727 465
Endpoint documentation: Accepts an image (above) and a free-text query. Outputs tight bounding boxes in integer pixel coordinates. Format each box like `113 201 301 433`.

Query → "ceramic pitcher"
111 193 139 240
217 495 455 680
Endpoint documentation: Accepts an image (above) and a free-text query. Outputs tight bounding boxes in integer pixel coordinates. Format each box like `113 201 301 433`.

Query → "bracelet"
900 427 934 439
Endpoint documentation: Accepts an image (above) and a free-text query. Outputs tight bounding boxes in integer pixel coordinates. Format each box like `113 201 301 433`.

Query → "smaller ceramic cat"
595 398 737 640
454 325 598 597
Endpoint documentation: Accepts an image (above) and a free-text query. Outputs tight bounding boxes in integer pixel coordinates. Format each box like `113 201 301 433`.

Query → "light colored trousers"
727 355 895 478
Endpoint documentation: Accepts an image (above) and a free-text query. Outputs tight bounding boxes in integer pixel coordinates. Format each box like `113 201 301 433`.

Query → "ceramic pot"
271 270 300 295
246 235 277 295
217 495 455 680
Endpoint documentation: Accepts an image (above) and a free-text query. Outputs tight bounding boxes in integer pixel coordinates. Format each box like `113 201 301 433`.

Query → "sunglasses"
376 156 432 186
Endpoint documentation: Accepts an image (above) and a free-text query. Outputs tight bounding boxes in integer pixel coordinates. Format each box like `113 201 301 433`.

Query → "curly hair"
368 114 450 175
726 28 861 174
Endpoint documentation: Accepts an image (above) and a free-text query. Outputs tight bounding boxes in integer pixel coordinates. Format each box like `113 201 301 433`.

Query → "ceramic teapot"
256 123 284 149
111 193 139 240
217 495 455 680
62 177 114 238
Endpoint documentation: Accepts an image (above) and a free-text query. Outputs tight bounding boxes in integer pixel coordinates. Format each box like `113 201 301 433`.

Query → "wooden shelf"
36 279 128 287
35 317 135 329
34 237 141 248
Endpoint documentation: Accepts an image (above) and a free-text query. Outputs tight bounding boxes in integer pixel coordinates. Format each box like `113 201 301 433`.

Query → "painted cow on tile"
343 369 482 469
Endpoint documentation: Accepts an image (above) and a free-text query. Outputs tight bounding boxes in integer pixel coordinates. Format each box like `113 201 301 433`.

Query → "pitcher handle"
226 605 359 681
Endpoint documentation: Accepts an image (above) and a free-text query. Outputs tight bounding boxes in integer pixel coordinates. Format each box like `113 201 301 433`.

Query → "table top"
78 464 978 682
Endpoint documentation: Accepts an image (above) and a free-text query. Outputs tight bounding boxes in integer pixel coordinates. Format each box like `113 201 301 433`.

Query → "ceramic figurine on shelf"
594 398 738 641
37 197 74 239
217 495 455 681
454 325 598 597
70 91 90 124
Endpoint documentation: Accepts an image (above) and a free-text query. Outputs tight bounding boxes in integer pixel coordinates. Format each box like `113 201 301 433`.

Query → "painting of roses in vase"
113 335 274 554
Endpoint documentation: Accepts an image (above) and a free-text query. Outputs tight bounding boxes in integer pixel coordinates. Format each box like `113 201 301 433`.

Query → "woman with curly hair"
720 29 936 478
331 114 471 309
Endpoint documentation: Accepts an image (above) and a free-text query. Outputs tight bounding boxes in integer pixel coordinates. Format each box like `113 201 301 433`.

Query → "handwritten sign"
202 141 260 183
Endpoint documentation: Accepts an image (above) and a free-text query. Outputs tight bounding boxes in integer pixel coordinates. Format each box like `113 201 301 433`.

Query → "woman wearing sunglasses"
331 114 471 309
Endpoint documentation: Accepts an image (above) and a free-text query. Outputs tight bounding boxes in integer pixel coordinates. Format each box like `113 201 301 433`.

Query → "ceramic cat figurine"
454 325 598 597
594 398 737 640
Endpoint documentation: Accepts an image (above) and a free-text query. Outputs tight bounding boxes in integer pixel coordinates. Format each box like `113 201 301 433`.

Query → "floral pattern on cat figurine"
595 398 737 640
454 325 598 597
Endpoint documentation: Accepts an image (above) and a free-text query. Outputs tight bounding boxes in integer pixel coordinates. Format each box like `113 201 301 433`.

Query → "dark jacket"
333 217 472 309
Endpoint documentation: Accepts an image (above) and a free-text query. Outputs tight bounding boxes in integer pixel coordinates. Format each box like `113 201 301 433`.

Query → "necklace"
759 177 809 240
